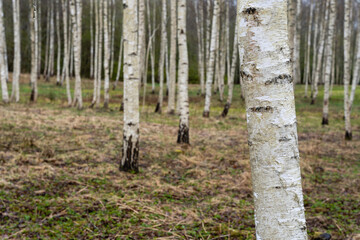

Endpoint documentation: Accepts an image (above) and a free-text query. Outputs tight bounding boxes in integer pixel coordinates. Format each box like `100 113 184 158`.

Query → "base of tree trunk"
112 84 117 90
151 90 155 94
119 102 124 112
310 99 315 105
322 117 329 125
46 75 50 82
56 82 61 86
168 109 175 115
221 103 230 118
155 103 161 113
203 111 210 118
166 88 169 96
345 131 352 141
120 136 139 173
177 123 190 144
30 89 36 102
104 101 109 109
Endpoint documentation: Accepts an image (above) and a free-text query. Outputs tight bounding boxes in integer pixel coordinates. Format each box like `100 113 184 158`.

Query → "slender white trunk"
203 0 219 117
70 0 83 109
61 0 72 106
109 0 116 78
195 0 205 96
149 1 156 94
239 1 308 238
344 0 352 140
312 1 328 104
304 2 313 98
156 0 167 114
103 0 110 108
96 0 103 107
222 0 239 118
91 0 99 106
56 0 62 85
294 0 301 85
37 2 41 78
11 0 20 102
121 0 140 173
138 0 146 86
177 0 189 144
90 0 94 79
350 17 360 111
0 0 8 103
167 0 177 114
310 1 320 99
30 0 38 102
114 38 124 89
1 0 8 84
48 3 55 79
322 0 336 125
205 0 212 68
43 4 50 78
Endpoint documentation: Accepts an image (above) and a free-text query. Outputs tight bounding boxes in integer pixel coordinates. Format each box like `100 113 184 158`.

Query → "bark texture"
11 0 20 102
167 0 177 114
344 0 352 140
30 0 38 102
238 1 308 239
0 0 9 103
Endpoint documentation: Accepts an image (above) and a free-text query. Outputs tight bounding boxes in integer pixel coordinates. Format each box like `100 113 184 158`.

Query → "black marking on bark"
345 131 352 141
120 135 139 173
177 123 190 144
244 7 257 14
248 141 253 147
127 122 135 126
203 111 210 118
154 102 161 113
168 110 175 115
279 137 291 142
123 3 128 9
221 103 230 118
240 71 253 80
310 99 315 105
275 186 281 189
249 106 273 113
265 74 293 85
119 102 124 112
321 117 329 125
180 29 184 34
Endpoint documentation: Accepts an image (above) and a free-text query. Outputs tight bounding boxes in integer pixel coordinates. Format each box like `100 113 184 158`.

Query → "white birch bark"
203 0 219 117
177 0 189 144
155 0 167 114
1 0 8 84
344 0 352 140
167 0 177 114
121 0 140 173
91 0 99 107
114 38 124 90
48 2 55 79
150 1 156 94
138 0 146 87
56 0 62 85
322 0 336 125
103 0 110 108
90 0 94 79
304 2 313 98
43 5 50 78
310 1 320 99
205 0 212 68
30 0 38 102
96 0 103 107
37 1 41 78
11 0 20 102
350 16 360 111
195 0 205 95
70 0 83 109
61 0 72 106
311 1 328 104
0 0 8 103
222 0 239 118
109 0 116 78
238 1 308 239
293 0 301 85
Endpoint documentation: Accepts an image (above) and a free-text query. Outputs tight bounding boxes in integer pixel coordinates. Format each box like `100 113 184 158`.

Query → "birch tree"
109 0 116 78
70 0 83 109
0 0 9 103
61 0 72 106
304 2 314 98
30 0 38 102
344 0 352 140
56 0 62 85
11 0 20 102
167 0 177 114
195 0 205 95
138 0 146 87
37 2 41 78
43 5 50 78
47 2 55 80
103 0 110 109
177 0 189 144
1 0 8 84
121 0 140 173
238 1 308 238
203 0 220 118
322 0 336 125
294 0 301 84
114 38 124 90
90 0 94 79
155 0 167 114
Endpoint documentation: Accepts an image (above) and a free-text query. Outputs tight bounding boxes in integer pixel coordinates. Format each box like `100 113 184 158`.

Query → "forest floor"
0 74 360 239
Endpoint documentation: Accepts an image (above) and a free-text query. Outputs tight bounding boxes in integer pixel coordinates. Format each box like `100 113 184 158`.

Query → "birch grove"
238 1 307 238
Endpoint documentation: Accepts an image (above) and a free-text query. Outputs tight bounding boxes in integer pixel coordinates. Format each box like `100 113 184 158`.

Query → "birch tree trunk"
103 0 110 109
150 2 156 95
322 0 336 125
90 0 94 79
61 0 72 106
205 0 212 68
37 2 41 79
239 0 308 238
138 0 146 87
344 0 352 140
48 2 55 79
304 2 313 98
222 0 239 118
114 38 124 90
311 1 328 105
155 0 167 114
30 0 38 102
0 0 8 103
203 0 219 118
349 13 360 112
96 0 103 107
293 0 301 85
11 0 20 102
121 0 140 173
1 0 8 84
177 0 190 144
287 0 295 73
91 0 99 107
109 0 116 78
70 0 83 110
43 5 50 78
195 0 205 96
167 0 177 114
56 0 62 86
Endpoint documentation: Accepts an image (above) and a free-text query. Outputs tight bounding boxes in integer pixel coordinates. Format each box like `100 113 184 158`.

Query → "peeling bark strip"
121 0 140 173
238 0 308 239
